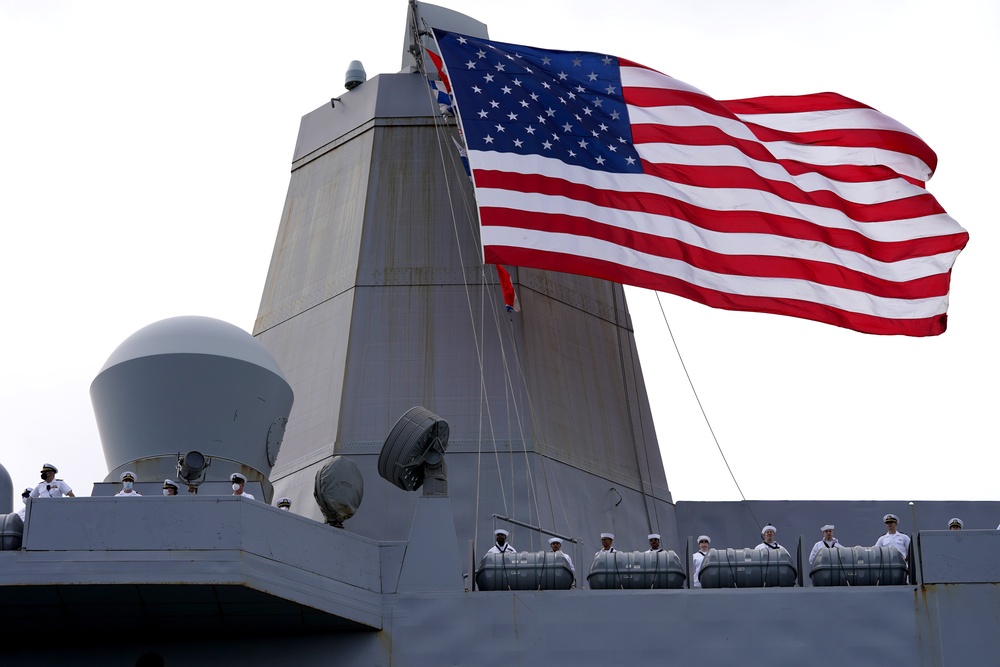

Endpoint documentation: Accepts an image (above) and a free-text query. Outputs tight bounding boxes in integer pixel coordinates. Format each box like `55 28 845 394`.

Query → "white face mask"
123 481 134 491
162 489 171 496
232 483 241 492
280 506 290 511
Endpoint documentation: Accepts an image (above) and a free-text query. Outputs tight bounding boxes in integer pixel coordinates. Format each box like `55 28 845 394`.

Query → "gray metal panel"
918 530 1000 583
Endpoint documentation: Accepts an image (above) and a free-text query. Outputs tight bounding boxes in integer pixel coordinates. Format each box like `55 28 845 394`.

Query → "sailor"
948 517 963 530
231 473 255 500
808 524 843 566
548 537 574 573
645 533 664 553
755 524 781 551
16 488 31 523
114 471 142 497
30 463 75 498
594 532 617 558
162 479 179 496
873 513 910 560
692 535 711 588
277 497 292 511
487 528 515 554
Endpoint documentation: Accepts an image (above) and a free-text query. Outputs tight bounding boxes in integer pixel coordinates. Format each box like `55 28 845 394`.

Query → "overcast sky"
2 1 997 511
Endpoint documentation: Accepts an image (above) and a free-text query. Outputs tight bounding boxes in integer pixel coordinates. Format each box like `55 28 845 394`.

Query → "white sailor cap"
22 488 32 497
548 537 562 545
120 471 136 482
821 524 835 531
697 535 711 544
600 532 615 540
948 517 963 528
162 479 179 490
277 497 292 508
883 513 899 523
40 463 58 474
230 473 247 484
494 529 509 537
647 533 660 540
761 524 777 536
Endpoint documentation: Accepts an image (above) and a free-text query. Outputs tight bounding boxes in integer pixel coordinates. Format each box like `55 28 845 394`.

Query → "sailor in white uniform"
277 497 292 511
645 533 664 553
162 479 179 496
755 524 781 551
548 537 574 573
486 528 516 554
31 463 74 498
114 471 142 497
231 473 255 500
874 513 910 559
692 535 711 588
809 524 843 566
594 532 617 558
16 488 31 523
948 517 963 530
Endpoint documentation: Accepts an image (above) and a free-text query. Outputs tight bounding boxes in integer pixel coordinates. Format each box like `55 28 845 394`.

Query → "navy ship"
1 3 995 664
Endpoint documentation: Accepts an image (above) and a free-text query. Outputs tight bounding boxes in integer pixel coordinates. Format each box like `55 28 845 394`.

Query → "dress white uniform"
692 550 709 588
874 531 910 559
594 547 617 558
235 491 256 500
809 538 842 566
16 504 26 523
553 550 575 573
30 479 73 498
487 542 516 555
114 489 142 497
755 541 782 551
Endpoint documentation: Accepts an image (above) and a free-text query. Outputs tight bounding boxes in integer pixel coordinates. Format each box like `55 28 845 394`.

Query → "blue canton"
434 30 641 174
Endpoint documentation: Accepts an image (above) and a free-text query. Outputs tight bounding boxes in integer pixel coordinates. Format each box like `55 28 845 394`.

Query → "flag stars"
525 126 536 134
484 135 494 144
495 62 507 71
513 138 523 148
557 71 569 80
512 78 523 87
541 56 552 65
625 156 635 165
578 139 588 148
595 156 606 165
501 85 512 94
602 55 613 65
457 36 467 44
545 108 556 117
476 49 487 58
587 73 598 81
507 111 518 120
485 73 495 82
495 124 505 133
542 140 552 149
605 84 617 95
562 122 573 132
599 123 609 132
465 60 477 69
478 110 489 119
519 99 530 108
490 100 500 108
571 58 582 67
568 149 577 157
611 110 621 120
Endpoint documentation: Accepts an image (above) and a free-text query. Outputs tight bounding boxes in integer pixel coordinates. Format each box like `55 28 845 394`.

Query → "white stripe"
481 226 949 319
627 104 932 181
468 150 964 243
734 108 920 136
476 188 961 282
635 141 926 205
620 65 709 97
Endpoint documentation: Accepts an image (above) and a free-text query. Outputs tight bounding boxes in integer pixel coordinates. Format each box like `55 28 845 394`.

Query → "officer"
873 513 910 560
277 497 292 511
808 524 843 566
548 536 574 573
16 488 31 523
115 471 142 497
948 517 963 530
231 473 255 500
755 524 781 550
31 463 75 498
645 533 664 553
162 479 179 496
594 532 617 558
487 528 516 554
692 535 711 588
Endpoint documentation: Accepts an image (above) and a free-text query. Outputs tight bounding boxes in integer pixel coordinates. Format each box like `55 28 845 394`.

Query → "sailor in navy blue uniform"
114 471 142 497
692 535 711 588
755 524 781 551
487 529 516 554
809 524 843 566
31 463 75 498
874 514 910 559
594 532 617 558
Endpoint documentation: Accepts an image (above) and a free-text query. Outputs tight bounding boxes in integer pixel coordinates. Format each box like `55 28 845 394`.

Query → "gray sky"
2 1 996 508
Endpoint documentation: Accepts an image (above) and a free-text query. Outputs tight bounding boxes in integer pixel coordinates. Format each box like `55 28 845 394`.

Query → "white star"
507 112 518 120
583 108 593 116
477 110 489 118
578 139 588 148
501 85 512 95
551 133 560 141
605 84 617 95
513 139 523 147
558 97 566 105
587 73 598 82
542 140 552 149
595 156 605 165
525 126 536 134
465 61 477 69
490 100 500 108
599 123 609 132
576 85 586 92
505 53 516 61
484 73 495 83
574 114 582 122
611 110 621 120
593 98 603 108
542 56 552 65
618 136 627 143
571 58 582 67
568 149 577 157
477 50 487 59
626 156 636 165
519 99 530 108
530 92 540 101
602 55 613 65
541 81 551 90
537 115 547 124
495 62 506 72
557 71 569 80
458 36 467 44
607 144 617 152
562 122 573 132
545 107 556 117
567 92 576 100
472 85 482 94
513 78 523 87
496 124 505 133
524 66 533 74
591 130 600 138
484 135 494 144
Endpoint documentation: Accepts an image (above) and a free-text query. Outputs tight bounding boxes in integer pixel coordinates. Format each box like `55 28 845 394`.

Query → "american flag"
429 29 968 336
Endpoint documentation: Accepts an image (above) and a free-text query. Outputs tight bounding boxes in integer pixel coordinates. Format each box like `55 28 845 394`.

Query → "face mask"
162 489 171 496
232 483 241 492
124 481 133 491
280 506 290 511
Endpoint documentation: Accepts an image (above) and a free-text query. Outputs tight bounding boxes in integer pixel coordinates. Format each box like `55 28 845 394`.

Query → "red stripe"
483 245 948 336
480 207 952 299
473 170 968 262
721 93 873 115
